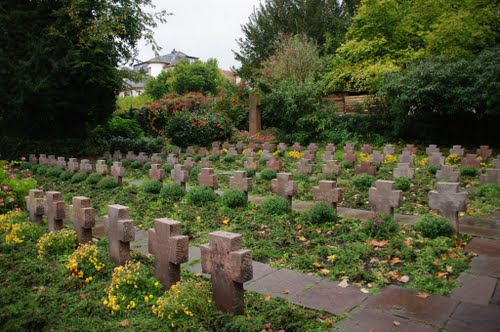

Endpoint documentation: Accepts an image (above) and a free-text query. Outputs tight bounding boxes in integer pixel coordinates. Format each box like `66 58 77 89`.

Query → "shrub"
476 184 500 199
426 164 440 175
142 162 152 171
96 177 118 189
362 214 400 240
71 172 87 183
340 160 353 169
130 160 142 169
121 159 131 167
0 211 45 245
36 229 77 259
461 167 480 177
221 189 246 208
35 165 49 175
395 176 411 191
60 170 73 181
160 183 186 201
186 186 218 206
258 195 289 215
260 168 277 180
66 242 107 282
0 162 36 213
415 214 453 238
208 154 218 162
86 173 103 185
46 167 63 178
143 180 162 194
106 159 113 167
245 168 256 177
222 155 236 163
189 166 201 179
352 174 375 188
303 202 337 225
162 164 173 175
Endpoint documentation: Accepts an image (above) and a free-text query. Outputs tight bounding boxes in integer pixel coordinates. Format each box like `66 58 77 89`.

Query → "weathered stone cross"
199 157 212 168
429 182 467 234
56 157 67 169
425 144 440 156
96 160 108 175
462 154 480 168
111 161 125 186
104 204 135 266
450 145 464 157
170 164 189 188
198 168 219 189
67 158 79 172
361 144 372 154
148 218 189 290
436 166 460 182
167 154 178 166
356 161 376 176
46 191 65 231
383 144 395 155
229 171 252 201
323 160 341 175
368 180 402 215
398 151 414 164
201 231 252 315
29 154 37 164
296 158 313 176
184 157 195 170
344 150 357 164
480 169 500 185
313 180 343 209
476 145 492 160
370 150 384 164
26 189 45 224
428 152 444 166
70 196 95 244
79 159 92 174
149 164 165 181
271 173 298 208
244 157 258 170
266 156 282 171
393 163 415 179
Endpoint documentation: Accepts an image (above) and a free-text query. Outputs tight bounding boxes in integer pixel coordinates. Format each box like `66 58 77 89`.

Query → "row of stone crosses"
25 188 251 315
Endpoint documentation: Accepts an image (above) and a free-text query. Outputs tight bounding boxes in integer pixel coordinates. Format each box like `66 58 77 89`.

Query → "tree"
144 71 172 100
234 0 357 80
0 0 167 138
169 59 223 96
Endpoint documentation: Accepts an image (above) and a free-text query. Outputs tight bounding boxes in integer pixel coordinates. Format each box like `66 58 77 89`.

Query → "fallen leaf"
398 275 410 283
404 237 413 248
387 271 401 280
222 219 229 225
391 257 401 265
416 292 431 299
367 283 373 288
79 293 90 300
436 272 448 278
320 268 330 275
281 290 289 295
316 228 322 234
264 295 272 301
338 279 349 288
360 288 370 294
298 236 307 242
295 224 302 230
369 239 388 247
393 321 401 326
120 320 129 327
313 261 322 268
446 266 454 273
327 255 337 262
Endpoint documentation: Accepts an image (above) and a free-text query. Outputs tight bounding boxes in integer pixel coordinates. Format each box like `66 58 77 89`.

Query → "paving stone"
333 308 437 332
465 238 500 257
290 280 368 314
469 256 500 278
450 272 497 305
459 217 500 238
445 302 500 332
244 268 321 299
292 201 313 211
490 280 500 306
249 262 277 282
364 285 458 325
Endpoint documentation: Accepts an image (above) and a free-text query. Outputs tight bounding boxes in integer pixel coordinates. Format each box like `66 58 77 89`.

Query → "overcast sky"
137 0 262 70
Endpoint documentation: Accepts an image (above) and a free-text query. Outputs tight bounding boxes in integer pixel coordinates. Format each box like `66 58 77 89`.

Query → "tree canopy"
0 0 166 138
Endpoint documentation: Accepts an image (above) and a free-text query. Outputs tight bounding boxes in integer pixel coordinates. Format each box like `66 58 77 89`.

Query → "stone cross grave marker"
450 145 464 157
48 155 57 167
480 169 500 185
313 180 343 209
301 150 314 160
428 152 445 166
67 158 79 172
126 151 137 161
266 156 282 171
184 157 195 170
462 154 480 168
104 204 135 266
79 159 92 174
429 182 467 234
235 142 245 154
39 154 48 165
198 168 218 189
96 160 108 175
296 158 313 176
308 143 318 154
222 142 231 150
477 145 492 160
70 196 95 244
111 161 125 186
212 146 221 157
245 148 257 158
398 151 414 164
149 164 165 181
200 157 212 168
227 147 238 156
113 150 122 161
356 160 376 176
271 173 298 208
198 147 208 156
323 160 341 175
344 143 354 152
212 141 220 149
229 171 252 201
148 218 189 290
325 144 336 152
45 191 65 231
425 144 440 156
103 151 111 159
29 154 37 164
201 231 252 315
292 143 302 152
383 144 395 155
393 163 415 179
56 157 66 169
261 149 272 159
404 144 417 154
493 155 500 168
277 143 288 152
370 150 384 164
244 157 258 170
262 142 272 151
361 144 372 154
171 146 181 156
322 150 334 162
26 189 45 224
344 150 357 165
368 180 402 215
167 154 178 166
171 164 189 188
151 153 161 164
161 146 169 155
186 146 195 154
137 152 149 164
436 166 460 182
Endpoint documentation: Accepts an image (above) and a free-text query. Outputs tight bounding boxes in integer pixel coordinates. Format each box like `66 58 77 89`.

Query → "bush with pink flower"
0 161 36 214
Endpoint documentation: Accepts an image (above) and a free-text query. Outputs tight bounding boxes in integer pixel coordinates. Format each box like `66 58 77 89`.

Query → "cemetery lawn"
0 213 337 331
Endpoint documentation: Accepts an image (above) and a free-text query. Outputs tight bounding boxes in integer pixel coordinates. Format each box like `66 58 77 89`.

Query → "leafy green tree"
0 0 167 138
144 71 172 100
169 59 222 95
234 0 357 80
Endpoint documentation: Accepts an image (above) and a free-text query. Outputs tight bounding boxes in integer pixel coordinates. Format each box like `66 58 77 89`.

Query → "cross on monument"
325 144 336 152
356 161 376 176
104 204 135 266
271 173 298 208
29 154 37 164
425 144 440 156
266 156 282 171
46 191 65 231
201 231 252 315
436 166 460 182
344 150 357 164
462 154 480 168
229 171 252 201
167 154 178 166
383 144 395 155
199 157 212 168
368 180 402 215
198 168 218 189
70 196 96 244
450 145 464 157
429 182 467 234
244 157 258 170
56 157 66 169
398 151 414 164
111 161 125 186
296 158 313 176
480 169 500 185
96 160 108 175
393 163 415 179
370 150 384 164
277 143 288 152
322 150 334 162
79 159 92 174
428 152 444 166
26 189 45 224
292 143 302 152
113 150 122 161
313 180 343 209
171 164 189 188
493 155 500 168
361 144 372 154
404 144 417 154
149 164 165 181
151 153 161 164
323 160 341 175
184 157 195 170
148 218 189 290
67 158 79 172
476 145 492 160
344 143 354 152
